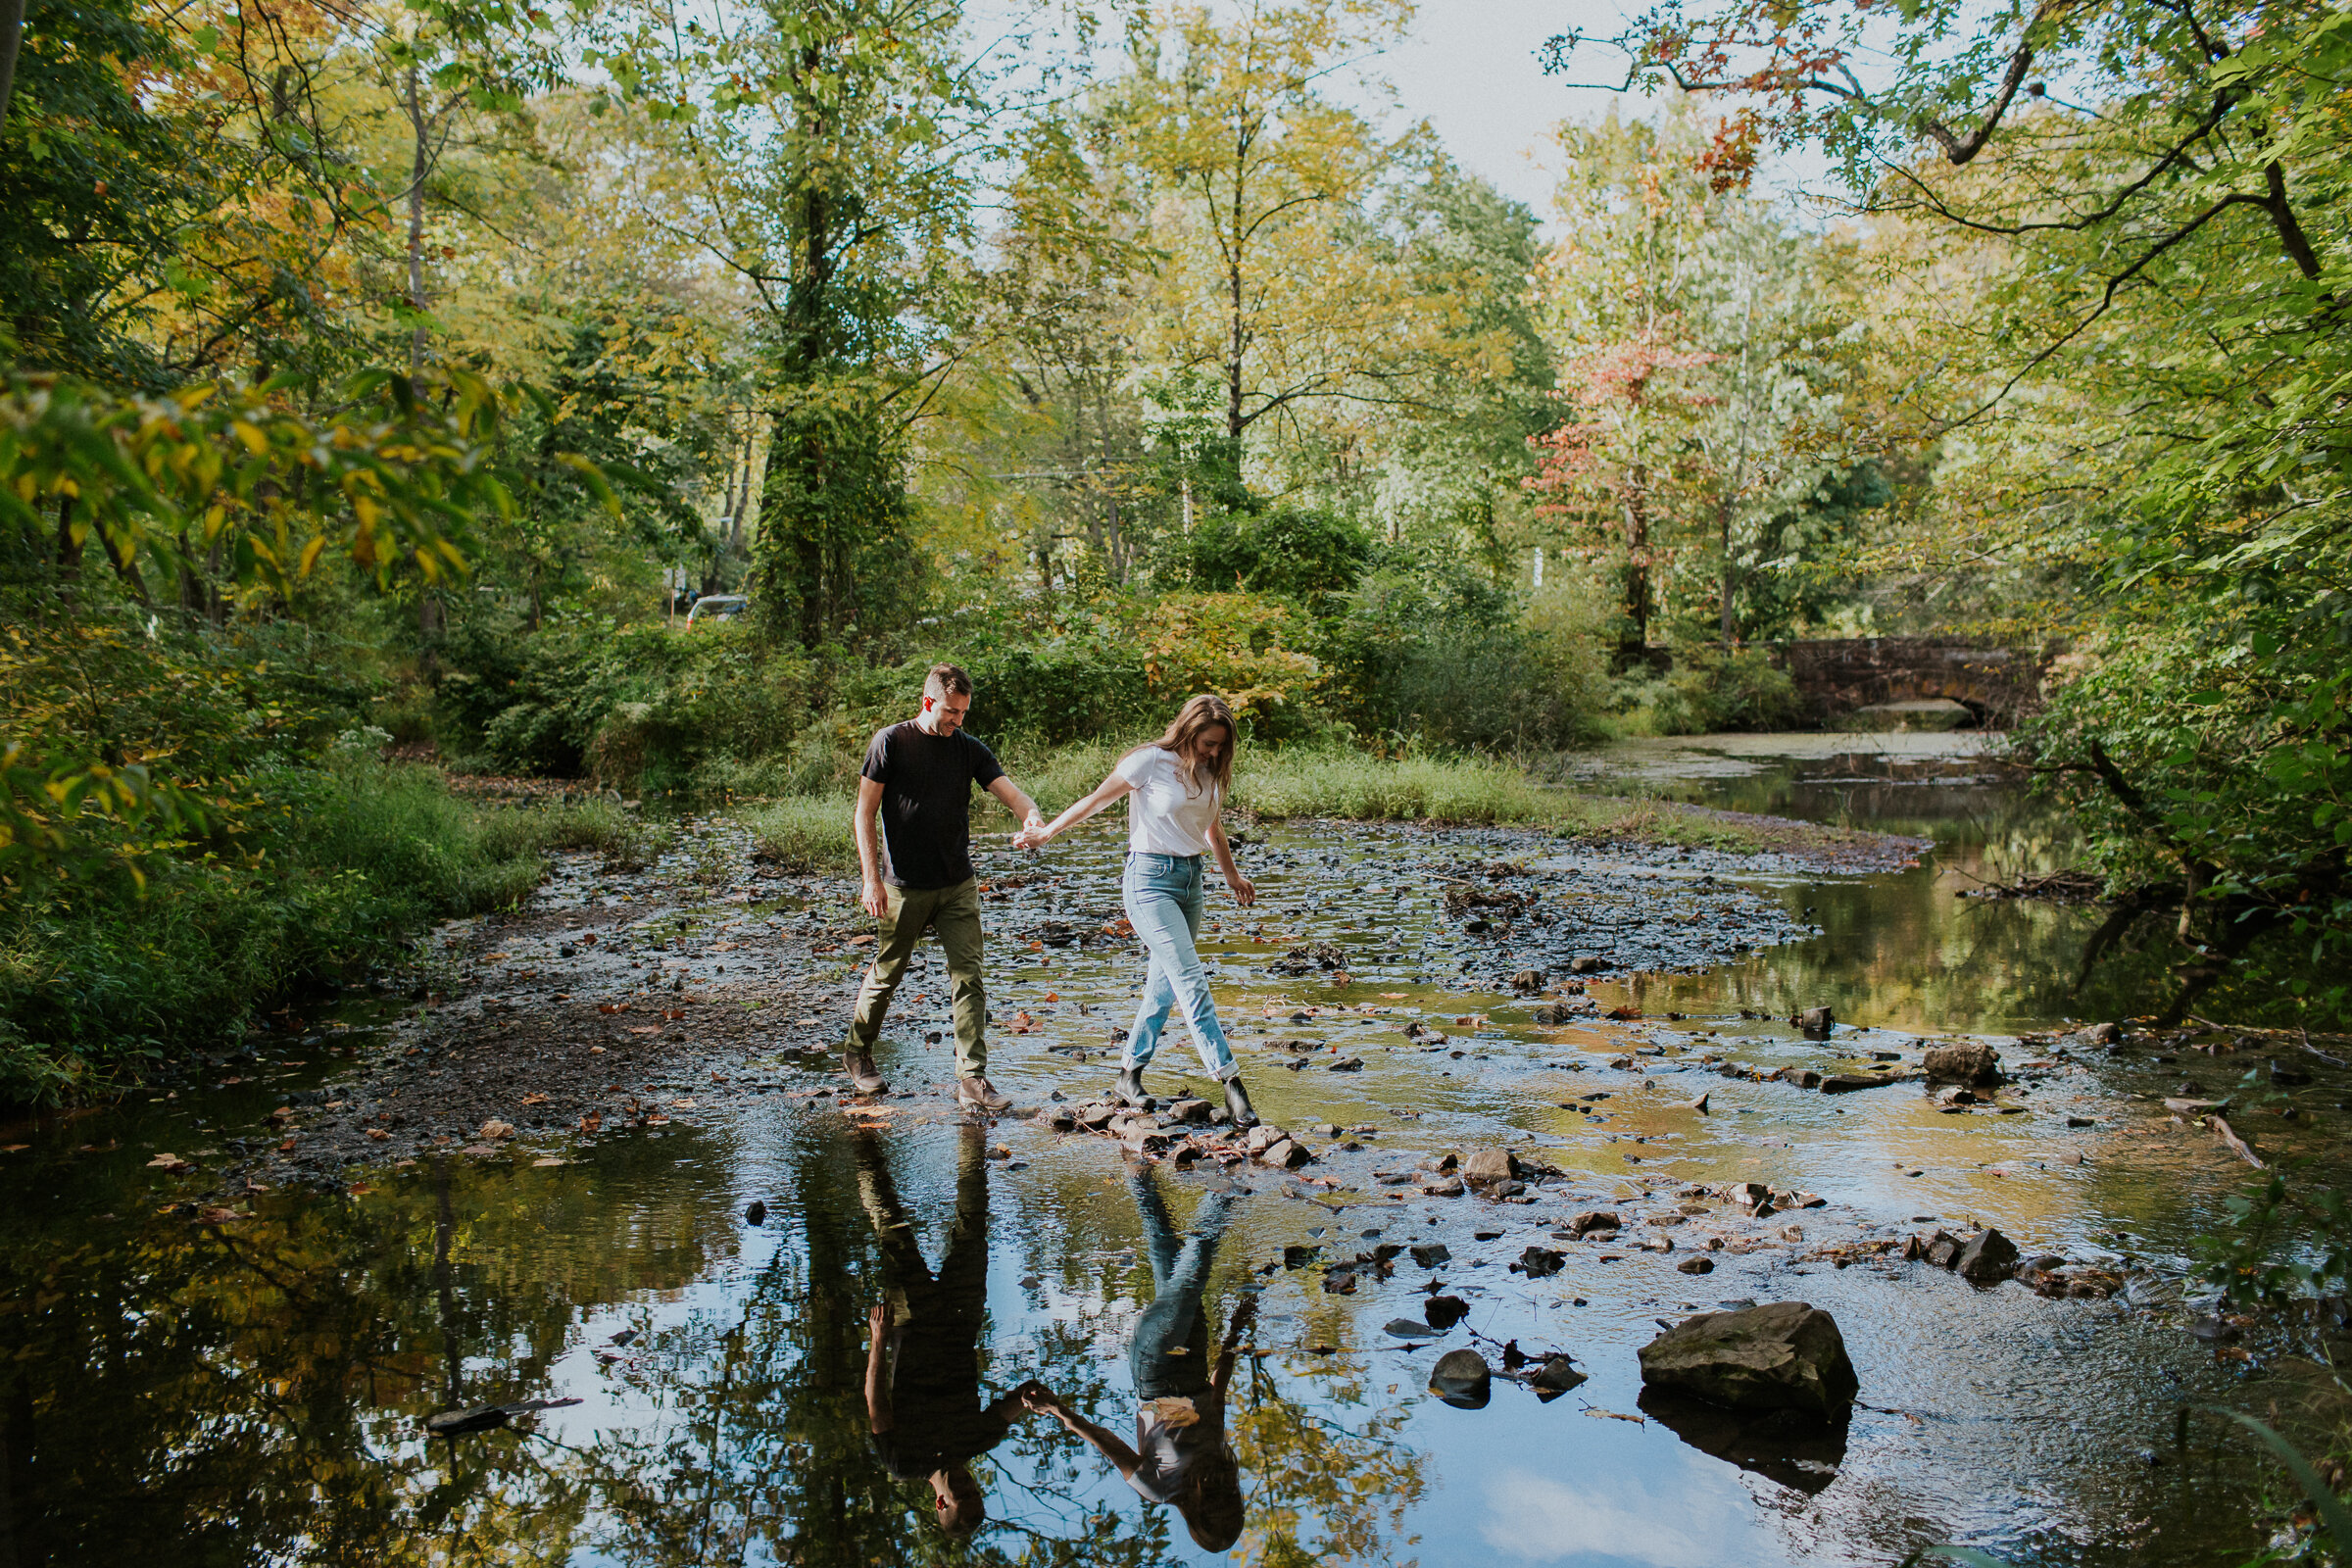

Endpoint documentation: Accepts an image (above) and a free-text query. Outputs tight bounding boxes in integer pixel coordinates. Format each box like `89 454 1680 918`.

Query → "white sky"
1361 0 1645 219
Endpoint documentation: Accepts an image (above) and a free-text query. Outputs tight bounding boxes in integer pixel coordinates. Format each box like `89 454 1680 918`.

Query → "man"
858 1123 1047 1538
846 662 1044 1111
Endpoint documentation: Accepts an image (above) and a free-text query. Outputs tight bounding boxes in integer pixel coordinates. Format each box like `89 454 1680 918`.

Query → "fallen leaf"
146 1153 194 1173
532 1156 568 1168
668 1099 698 1109
198 1207 242 1224
597 1003 632 1015
366 1128 392 1141
644 1114 671 1126
276 1137 297 1152
627 1025 662 1035
519 1093 549 1106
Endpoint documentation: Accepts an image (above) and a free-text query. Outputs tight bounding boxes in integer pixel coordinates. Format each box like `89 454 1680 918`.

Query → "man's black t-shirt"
861 722 1005 891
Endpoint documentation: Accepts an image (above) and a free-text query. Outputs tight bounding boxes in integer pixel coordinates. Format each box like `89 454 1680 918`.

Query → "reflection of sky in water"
1480 1465 1744 1567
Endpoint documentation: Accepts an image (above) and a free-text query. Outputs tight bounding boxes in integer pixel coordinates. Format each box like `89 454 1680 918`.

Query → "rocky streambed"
17 785 2352 1568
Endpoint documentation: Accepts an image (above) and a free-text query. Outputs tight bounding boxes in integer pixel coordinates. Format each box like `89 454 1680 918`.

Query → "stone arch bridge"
1769 638 2056 728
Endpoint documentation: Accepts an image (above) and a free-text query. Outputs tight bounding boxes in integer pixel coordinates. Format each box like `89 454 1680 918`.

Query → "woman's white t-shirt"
1114 747 1221 857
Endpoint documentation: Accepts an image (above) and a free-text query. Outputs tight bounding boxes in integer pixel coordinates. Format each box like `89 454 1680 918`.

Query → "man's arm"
985 775 1046 834
854 776 888 919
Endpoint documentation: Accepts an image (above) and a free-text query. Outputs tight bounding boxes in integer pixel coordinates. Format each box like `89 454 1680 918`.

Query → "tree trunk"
1719 491 1736 648
1621 467 1653 662
403 65 430 374
0 0 24 136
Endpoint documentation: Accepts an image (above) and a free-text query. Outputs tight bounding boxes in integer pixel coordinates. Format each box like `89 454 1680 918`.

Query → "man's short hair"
924 663 973 699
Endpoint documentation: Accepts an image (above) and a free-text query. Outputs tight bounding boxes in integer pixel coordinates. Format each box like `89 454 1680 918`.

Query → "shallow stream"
2 734 2343 1567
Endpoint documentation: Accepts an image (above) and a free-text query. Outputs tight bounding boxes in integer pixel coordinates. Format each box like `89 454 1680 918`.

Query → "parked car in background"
684 594 749 626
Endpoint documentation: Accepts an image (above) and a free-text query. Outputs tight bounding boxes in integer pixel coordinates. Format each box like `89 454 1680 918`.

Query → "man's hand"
1229 871 1256 907
1012 824 1051 852
1015 1382 1062 1415
869 1303 889 1341
861 876 890 920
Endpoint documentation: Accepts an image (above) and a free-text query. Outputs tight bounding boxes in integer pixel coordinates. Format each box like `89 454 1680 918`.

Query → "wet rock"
1462 1149 1521 1187
2163 1097 2230 1116
1386 1318 1442 1340
2271 1059 2314 1087
1429 1348 1493 1409
1820 1073 1897 1094
1638 1301 1859 1420
1327 1056 1364 1072
479 1119 515 1141
1419 1152 1459 1173
1421 1174 1467 1198
1918 1229 1962 1269
1424 1296 1471 1329
1322 1267 1358 1295
1260 1139 1313 1169
1956 1227 2020 1285
1075 1103 1118 1130
1794 1005 1835 1039
1516 1246 1566 1277
1166 1097 1213 1123
1776 1068 1823 1090
1567 1210 1620 1236
743 1200 766 1227
1679 1256 1716 1274
1510 969 1546 993
1637 1387 1848 1495
1569 956 1605 974
2084 1021 2122 1046
1284 1245 1322 1270
1922 1042 2003 1085
1242 1125 1286 1155
1046 1107 1078 1132
1526 1356 1588 1397
1410 1243 1452 1268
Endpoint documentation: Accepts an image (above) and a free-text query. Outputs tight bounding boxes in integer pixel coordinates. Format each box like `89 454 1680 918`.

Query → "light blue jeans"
1122 852 1239 1082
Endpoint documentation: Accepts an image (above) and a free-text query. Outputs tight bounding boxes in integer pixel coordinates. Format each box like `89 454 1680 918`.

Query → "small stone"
1410 1243 1452 1267
1678 1256 1715 1274
2083 1021 2122 1046
744 1200 766 1227
1955 1227 2020 1285
1462 1149 1521 1187
1569 956 1605 975
1421 1174 1467 1198
1386 1317 1442 1339
1527 1355 1588 1395
1419 1152 1459 1173
1424 1296 1470 1328
1922 1042 2003 1084
1795 1005 1835 1038
1567 1210 1620 1236
479 1120 515 1141
1429 1348 1494 1408
1284 1245 1322 1269
1517 1246 1566 1277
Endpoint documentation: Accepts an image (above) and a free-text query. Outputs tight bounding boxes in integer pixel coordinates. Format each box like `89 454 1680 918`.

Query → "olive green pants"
846 877 988 1079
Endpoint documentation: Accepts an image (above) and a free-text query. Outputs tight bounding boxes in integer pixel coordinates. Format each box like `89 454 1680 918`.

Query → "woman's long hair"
1130 694 1237 797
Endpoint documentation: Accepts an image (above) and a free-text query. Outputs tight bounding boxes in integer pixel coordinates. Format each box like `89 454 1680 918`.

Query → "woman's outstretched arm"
1021 1385 1142 1477
1207 818 1255 906
1013 770 1132 850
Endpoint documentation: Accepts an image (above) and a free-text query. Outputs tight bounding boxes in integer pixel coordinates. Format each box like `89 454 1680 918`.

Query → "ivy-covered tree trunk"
752 390 917 650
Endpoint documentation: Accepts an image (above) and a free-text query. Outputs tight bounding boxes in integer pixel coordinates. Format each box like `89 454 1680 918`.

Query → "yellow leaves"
229 418 270 457
297 535 327 577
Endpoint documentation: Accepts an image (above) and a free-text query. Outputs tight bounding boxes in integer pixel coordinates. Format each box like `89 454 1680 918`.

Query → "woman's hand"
1011 824 1052 851
1228 870 1255 907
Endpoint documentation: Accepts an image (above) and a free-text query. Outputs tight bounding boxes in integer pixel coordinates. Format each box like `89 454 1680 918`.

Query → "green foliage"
1623 646 1802 736
439 617 809 789
733 796 855 874
0 760 554 1102
1174 507 1372 608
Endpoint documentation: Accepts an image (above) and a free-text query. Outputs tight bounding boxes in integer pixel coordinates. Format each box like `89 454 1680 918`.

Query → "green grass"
736 796 858 874
721 738 1808 863
0 760 587 1103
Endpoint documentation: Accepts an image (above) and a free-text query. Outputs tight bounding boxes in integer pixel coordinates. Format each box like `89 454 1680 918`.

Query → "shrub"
1629 646 1802 735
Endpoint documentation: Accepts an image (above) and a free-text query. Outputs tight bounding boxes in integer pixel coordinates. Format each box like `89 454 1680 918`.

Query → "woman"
1021 1166 1255 1552
1013 694 1260 1127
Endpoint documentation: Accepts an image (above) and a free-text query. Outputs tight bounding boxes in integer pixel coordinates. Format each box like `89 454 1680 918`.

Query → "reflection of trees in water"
1231 1354 1426 1567
0 1121 1432 1567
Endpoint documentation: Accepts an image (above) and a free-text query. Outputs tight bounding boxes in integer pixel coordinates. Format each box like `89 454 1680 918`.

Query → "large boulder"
1638 1301 1859 1420
1922 1042 2003 1084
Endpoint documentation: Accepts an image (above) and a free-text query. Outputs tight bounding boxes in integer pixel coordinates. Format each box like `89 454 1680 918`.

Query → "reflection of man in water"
1026 1167 1253 1551
856 1125 1042 1538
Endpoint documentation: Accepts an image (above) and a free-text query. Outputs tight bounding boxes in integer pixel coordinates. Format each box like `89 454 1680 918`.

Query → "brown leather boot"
956 1076 1011 1113
844 1050 885 1095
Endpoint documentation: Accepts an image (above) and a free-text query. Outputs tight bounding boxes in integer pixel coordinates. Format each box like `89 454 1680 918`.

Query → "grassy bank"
731 742 1862 874
0 761 654 1103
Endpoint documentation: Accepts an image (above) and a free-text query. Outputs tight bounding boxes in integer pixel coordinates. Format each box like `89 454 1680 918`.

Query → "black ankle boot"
1223 1075 1260 1129
1112 1066 1154 1110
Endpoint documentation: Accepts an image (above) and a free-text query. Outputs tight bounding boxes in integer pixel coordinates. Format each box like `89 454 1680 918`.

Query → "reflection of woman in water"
1026 1167 1256 1551
855 1123 1044 1538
